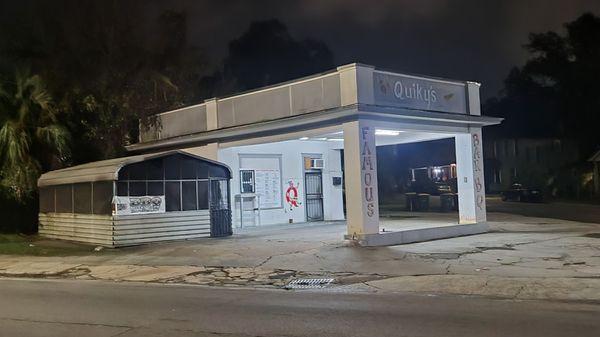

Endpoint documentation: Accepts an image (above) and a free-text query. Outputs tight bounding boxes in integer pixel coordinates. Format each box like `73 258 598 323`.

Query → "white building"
128 63 501 246
39 63 502 247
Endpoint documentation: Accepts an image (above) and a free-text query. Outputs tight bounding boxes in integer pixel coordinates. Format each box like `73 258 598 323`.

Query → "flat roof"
127 63 502 153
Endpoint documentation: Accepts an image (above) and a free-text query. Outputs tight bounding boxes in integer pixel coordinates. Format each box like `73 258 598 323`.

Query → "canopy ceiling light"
375 129 403 136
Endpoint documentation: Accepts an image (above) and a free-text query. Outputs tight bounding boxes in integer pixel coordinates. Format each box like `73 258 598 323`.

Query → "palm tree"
0 69 69 201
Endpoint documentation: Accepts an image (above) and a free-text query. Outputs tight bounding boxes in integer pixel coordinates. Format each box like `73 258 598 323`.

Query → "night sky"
141 0 600 99
2 0 600 99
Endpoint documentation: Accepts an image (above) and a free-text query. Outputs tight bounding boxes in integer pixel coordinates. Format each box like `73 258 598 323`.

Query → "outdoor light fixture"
299 137 309 140
375 129 403 136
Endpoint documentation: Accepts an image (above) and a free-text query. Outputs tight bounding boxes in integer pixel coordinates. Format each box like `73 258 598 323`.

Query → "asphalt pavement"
1 278 600 337
486 196 600 223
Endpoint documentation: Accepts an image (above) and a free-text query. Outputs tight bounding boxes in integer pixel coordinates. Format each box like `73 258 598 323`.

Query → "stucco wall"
214 140 345 227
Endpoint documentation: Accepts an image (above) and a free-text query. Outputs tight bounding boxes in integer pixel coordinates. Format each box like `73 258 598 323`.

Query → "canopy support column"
455 128 487 224
343 120 380 241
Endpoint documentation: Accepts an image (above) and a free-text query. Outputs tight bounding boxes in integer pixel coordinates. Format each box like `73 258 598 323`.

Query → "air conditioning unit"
309 159 324 169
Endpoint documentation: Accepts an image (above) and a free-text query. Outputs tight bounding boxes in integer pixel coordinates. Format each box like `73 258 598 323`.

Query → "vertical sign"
471 130 486 218
361 126 377 218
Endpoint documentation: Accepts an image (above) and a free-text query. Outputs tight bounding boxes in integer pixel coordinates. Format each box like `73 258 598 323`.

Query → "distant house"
484 138 580 193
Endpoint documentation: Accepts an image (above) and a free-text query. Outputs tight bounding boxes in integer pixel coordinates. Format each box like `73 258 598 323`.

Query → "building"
484 138 580 193
40 63 502 247
37 151 232 247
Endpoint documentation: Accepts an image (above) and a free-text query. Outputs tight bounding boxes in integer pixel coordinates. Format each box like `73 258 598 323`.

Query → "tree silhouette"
205 19 334 97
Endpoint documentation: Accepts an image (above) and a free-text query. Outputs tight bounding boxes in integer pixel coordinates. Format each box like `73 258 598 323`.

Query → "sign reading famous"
373 72 468 114
361 127 376 217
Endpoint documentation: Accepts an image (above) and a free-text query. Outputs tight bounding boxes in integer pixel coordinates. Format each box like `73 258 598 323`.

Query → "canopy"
38 150 231 187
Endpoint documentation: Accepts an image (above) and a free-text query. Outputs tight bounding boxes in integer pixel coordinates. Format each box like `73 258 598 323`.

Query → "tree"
0 69 69 201
204 19 335 97
0 2 208 161
485 13 600 155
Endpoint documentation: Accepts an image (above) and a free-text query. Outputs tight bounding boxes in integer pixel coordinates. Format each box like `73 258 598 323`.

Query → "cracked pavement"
1 211 600 301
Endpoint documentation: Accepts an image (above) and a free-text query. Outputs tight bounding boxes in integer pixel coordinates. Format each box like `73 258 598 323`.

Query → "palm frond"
35 124 70 157
0 121 30 165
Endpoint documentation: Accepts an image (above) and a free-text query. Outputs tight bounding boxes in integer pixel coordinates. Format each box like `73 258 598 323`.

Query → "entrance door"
305 171 324 221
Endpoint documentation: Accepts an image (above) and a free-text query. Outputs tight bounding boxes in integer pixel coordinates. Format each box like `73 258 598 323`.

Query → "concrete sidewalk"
1 212 600 302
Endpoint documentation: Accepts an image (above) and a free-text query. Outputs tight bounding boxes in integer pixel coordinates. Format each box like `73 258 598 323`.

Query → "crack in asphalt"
0 317 132 329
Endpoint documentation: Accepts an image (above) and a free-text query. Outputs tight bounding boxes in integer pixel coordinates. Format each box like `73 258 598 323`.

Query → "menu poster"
254 169 282 208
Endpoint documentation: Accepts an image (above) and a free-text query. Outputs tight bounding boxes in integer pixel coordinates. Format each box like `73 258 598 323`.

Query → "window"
129 182 146 196
55 184 73 213
165 182 181 211
240 170 255 193
39 187 55 213
147 182 163 195
553 140 562 152
165 155 180 180
181 157 196 179
493 141 498 158
92 181 113 215
198 181 209 210
493 169 502 184
117 182 128 196
73 183 92 214
182 181 197 211
116 154 231 213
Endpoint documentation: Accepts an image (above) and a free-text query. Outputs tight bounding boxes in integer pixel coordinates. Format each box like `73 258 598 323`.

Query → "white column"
343 120 379 236
455 127 486 224
323 148 345 221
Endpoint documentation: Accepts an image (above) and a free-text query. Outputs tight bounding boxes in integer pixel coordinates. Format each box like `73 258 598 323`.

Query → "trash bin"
405 192 418 211
417 193 430 211
440 193 456 212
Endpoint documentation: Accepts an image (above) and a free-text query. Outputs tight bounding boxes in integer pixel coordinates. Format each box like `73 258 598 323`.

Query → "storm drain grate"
286 278 334 289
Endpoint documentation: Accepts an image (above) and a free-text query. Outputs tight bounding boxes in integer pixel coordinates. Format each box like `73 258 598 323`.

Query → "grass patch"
0 234 99 256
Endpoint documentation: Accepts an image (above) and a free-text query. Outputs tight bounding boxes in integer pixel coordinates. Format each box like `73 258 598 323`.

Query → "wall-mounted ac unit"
309 159 324 169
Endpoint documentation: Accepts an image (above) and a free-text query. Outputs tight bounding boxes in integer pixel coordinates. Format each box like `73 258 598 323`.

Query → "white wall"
214 140 345 227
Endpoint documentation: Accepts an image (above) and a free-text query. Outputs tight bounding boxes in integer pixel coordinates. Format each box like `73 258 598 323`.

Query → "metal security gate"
210 179 232 237
305 172 324 221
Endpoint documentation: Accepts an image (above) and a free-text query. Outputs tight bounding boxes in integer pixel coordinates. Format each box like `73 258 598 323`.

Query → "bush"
0 191 38 234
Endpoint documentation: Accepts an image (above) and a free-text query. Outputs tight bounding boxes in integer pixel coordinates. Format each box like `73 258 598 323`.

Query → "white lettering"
393 80 437 108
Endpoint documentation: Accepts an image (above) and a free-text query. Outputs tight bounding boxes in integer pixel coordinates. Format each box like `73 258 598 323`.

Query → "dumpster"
405 192 418 211
417 193 430 211
440 193 457 212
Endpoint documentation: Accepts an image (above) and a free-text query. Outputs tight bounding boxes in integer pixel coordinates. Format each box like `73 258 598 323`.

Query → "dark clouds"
148 0 600 99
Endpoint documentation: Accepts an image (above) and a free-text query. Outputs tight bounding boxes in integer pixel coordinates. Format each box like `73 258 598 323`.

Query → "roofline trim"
126 105 502 153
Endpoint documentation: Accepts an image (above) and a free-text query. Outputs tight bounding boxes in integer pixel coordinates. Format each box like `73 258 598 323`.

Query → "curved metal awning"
38 150 231 187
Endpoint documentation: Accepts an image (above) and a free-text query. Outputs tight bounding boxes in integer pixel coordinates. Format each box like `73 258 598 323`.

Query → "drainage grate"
286 278 334 289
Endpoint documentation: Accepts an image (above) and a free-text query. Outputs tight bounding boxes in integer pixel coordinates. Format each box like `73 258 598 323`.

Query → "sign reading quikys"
373 72 467 114
112 196 165 215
